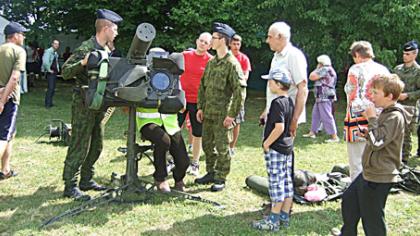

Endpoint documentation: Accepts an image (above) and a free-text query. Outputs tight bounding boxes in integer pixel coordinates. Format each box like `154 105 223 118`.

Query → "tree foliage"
2 0 420 82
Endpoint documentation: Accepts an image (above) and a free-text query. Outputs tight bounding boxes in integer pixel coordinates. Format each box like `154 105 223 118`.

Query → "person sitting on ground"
252 69 294 232
337 74 413 236
303 54 339 142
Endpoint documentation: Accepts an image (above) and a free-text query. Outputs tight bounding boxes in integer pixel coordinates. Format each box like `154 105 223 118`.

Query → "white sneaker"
325 137 340 143
330 228 341 236
228 148 236 157
188 164 199 176
166 160 175 173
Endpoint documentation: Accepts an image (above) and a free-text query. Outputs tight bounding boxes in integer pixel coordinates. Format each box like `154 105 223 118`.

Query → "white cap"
261 68 291 85
317 55 332 66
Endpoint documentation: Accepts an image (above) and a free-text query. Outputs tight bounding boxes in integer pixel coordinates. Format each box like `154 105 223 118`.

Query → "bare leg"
281 197 293 213
188 127 193 146
192 136 202 162
271 201 283 214
0 140 12 174
229 124 240 149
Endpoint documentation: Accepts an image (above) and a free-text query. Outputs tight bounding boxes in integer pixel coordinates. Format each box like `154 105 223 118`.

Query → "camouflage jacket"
62 37 106 86
197 52 244 119
394 62 420 106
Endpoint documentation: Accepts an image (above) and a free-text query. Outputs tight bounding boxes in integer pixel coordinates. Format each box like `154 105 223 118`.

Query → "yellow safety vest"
136 107 180 135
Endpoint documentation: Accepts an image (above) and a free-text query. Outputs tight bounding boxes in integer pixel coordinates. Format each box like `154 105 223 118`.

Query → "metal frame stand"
41 106 223 228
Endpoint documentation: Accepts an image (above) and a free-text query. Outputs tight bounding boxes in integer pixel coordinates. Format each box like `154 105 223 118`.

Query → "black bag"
397 164 420 194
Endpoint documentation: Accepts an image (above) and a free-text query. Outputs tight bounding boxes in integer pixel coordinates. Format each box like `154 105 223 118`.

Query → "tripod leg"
125 106 138 185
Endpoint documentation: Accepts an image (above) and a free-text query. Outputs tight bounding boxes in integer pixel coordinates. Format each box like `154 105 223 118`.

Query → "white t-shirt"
266 43 308 124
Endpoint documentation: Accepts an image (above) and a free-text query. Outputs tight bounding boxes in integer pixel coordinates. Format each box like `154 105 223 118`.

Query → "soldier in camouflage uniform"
394 40 420 163
61 9 122 201
194 22 245 192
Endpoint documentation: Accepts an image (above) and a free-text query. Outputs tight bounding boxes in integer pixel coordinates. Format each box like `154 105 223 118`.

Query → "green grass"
0 80 419 235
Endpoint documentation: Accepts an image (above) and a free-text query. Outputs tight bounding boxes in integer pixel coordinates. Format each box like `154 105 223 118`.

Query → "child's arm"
263 123 284 153
365 107 404 151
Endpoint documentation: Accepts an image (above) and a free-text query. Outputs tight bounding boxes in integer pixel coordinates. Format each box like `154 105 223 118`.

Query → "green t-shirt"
0 42 26 104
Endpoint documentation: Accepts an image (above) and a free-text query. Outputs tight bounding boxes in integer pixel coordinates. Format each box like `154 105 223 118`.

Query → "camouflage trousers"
202 117 233 181
402 105 418 162
62 91 105 187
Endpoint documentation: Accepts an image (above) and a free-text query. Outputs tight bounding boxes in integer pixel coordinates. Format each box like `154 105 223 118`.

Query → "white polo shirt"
266 42 308 124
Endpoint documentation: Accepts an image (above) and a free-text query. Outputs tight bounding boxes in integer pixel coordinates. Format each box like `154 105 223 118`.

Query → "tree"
2 0 420 86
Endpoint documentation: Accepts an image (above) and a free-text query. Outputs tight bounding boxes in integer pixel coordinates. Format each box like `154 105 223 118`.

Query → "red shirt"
180 50 212 103
234 51 251 74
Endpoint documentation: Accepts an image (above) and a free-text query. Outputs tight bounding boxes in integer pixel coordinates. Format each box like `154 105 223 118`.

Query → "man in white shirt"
261 21 308 137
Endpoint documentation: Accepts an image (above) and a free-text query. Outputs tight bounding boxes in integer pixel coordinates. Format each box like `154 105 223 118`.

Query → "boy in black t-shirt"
252 68 294 232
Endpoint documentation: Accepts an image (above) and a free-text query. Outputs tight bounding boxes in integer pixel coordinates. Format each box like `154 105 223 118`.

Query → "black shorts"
178 103 202 137
0 99 18 141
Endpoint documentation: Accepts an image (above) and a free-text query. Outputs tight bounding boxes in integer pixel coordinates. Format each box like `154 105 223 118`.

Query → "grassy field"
0 79 419 235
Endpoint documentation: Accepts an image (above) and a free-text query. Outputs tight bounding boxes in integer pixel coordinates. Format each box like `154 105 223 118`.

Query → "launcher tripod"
41 106 223 228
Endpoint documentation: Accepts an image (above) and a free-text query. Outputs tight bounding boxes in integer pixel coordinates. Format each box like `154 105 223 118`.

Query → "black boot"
79 180 108 191
417 126 420 157
211 179 225 192
194 172 215 185
63 186 91 201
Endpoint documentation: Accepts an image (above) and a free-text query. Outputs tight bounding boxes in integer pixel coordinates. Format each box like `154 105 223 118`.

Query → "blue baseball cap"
213 22 236 38
261 68 291 85
96 9 123 24
403 40 418 52
4 21 29 36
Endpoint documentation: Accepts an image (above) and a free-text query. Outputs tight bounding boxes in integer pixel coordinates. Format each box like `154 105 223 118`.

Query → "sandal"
251 217 280 232
302 133 316 138
0 170 17 180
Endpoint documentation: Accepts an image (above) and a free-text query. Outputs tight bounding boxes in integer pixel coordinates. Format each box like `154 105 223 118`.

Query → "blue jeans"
45 73 57 107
